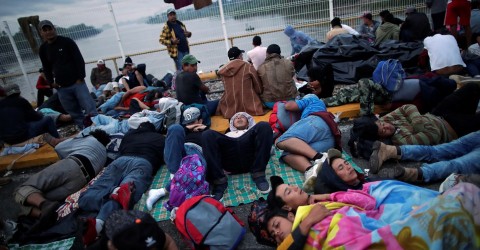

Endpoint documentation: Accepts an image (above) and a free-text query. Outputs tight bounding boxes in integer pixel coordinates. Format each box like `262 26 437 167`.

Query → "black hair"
138 121 156 131
263 207 290 237
384 13 395 23
38 68 43 73
89 129 111 146
331 17 341 28
351 115 379 141
307 63 335 98
253 35 262 46
379 10 391 18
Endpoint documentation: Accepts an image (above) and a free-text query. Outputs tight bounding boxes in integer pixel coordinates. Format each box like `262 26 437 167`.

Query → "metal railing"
1 0 427 101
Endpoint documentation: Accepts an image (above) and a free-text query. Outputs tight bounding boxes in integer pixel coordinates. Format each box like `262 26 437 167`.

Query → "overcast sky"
1 0 173 32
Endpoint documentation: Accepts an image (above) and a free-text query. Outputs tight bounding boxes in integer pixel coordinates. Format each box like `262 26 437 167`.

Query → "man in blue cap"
159 8 192 71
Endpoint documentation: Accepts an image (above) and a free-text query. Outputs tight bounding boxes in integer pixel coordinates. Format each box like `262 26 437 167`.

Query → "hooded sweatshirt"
217 59 265 119
375 22 400 45
225 112 256 138
257 53 298 103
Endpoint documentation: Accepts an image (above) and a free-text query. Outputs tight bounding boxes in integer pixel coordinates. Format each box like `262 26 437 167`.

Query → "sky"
0 0 173 31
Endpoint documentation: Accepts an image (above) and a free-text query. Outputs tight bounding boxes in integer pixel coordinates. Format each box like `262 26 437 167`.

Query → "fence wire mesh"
1 0 427 101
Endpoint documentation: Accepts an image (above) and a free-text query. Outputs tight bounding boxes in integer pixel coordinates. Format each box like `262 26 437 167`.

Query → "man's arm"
67 38 86 82
285 100 300 111
135 71 145 87
249 64 263 94
159 24 172 46
391 105 442 145
39 45 54 84
106 68 112 82
90 68 97 85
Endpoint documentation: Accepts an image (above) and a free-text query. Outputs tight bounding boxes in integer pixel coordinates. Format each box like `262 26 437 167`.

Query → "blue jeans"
202 122 273 184
57 82 98 128
164 124 206 174
466 58 480 77
27 116 59 139
400 131 480 182
174 50 189 71
78 156 153 221
277 115 334 159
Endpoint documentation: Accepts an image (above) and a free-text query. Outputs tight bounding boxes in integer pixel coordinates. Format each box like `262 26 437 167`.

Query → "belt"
69 156 92 182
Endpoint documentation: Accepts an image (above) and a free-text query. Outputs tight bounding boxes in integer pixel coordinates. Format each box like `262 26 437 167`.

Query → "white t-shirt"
341 24 360 36
246 46 267 70
423 34 466 71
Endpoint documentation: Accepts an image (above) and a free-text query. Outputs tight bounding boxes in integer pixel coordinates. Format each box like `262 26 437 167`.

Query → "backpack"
269 101 301 139
174 195 246 250
372 59 406 93
164 154 209 211
247 198 276 247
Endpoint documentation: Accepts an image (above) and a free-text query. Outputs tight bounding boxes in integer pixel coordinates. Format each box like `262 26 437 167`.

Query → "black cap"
266 44 281 55
38 20 54 29
228 47 245 60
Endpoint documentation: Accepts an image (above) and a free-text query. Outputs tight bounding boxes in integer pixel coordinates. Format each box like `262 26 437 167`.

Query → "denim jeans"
57 82 98 128
202 122 273 184
78 156 153 221
174 50 189 71
400 131 480 182
27 116 59 139
164 124 206 174
466 58 480 77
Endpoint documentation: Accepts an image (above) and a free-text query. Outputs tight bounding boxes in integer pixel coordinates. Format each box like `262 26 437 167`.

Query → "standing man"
445 0 472 47
159 8 192 71
90 59 112 93
38 20 97 129
246 36 267 70
426 0 447 33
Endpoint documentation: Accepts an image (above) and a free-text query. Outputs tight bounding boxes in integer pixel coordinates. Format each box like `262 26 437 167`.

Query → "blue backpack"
372 59 406 93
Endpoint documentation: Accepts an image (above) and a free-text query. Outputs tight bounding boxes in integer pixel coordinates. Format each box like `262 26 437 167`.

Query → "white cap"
97 59 105 65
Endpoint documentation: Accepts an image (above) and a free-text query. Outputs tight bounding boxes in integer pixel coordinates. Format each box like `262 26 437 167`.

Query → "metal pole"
108 2 126 62
3 21 35 100
328 0 334 21
218 0 230 53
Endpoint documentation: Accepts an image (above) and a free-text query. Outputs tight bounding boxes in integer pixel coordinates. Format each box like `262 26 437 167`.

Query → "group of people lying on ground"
1 6 480 248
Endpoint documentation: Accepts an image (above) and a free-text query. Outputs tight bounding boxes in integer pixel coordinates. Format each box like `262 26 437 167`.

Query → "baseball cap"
266 44 281 55
361 12 373 20
38 20 54 29
181 54 201 65
326 148 342 166
228 47 245 60
182 107 201 125
167 8 176 15
405 7 416 14
105 210 166 250
97 59 105 65
4 83 20 96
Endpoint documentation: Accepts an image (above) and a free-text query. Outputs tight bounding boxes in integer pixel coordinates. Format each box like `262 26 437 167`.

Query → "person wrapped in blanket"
265 175 480 249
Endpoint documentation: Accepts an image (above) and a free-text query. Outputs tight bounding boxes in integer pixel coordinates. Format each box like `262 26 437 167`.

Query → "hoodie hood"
284 25 295 36
155 97 178 114
218 59 247 77
229 112 255 132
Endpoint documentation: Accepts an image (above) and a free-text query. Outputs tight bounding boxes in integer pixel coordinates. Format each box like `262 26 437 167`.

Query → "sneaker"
110 182 135 210
253 177 271 194
212 183 228 201
438 173 460 193
303 153 327 192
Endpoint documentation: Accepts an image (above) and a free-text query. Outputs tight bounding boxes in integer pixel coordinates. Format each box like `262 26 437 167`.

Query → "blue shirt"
295 94 327 119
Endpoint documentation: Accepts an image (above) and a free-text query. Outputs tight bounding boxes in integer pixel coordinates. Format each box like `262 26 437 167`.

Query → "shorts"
445 0 471 26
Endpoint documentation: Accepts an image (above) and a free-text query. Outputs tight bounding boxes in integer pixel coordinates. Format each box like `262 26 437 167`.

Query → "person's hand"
298 204 331 235
171 38 180 45
75 79 84 84
184 31 192 37
51 83 59 89
308 194 330 204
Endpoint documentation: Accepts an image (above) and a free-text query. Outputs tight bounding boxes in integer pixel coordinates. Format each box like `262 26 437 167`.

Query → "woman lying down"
265 176 480 249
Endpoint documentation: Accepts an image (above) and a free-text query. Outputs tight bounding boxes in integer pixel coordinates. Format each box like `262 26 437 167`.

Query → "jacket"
257 53 297 103
217 59 265 119
375 22 400 45
159 20 190 59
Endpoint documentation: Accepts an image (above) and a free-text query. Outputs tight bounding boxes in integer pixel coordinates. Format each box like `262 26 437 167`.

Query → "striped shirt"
380 104 456 145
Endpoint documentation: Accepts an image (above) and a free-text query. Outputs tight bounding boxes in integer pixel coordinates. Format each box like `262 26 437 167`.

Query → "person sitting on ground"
202 112 273 200
370 131 480 184
13 129 110 232
400 7 432 42
175 54 218 116
36 68 53 107
257 44 298 109
264 179 479 249
217 47 265 119
78 122 165 245
275 94 340 175
283 25 315 55
424 33 466 75
375 12 400 45
90 59 112 95
0 83 60 145
356 12 380 42
354 82 480 151
103 210 178 250
326 17 349 41
246 35 267 70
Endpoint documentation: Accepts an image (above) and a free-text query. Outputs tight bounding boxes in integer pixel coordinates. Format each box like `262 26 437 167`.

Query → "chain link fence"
1 0 427 102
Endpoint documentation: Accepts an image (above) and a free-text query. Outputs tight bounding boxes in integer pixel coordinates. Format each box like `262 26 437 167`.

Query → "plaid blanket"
135 149 362 221
8 237 75 250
